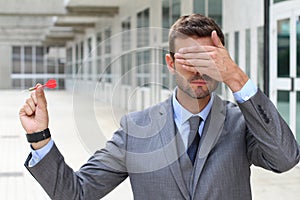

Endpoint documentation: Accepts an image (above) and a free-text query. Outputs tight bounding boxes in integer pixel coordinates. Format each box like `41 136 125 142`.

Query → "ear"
211 30 223 48
165 54 175 74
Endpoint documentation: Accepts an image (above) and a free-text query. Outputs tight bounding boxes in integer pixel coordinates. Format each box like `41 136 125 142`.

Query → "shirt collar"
172 87 214 125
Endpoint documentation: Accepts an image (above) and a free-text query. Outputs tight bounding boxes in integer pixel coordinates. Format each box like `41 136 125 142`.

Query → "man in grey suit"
20 14 299 200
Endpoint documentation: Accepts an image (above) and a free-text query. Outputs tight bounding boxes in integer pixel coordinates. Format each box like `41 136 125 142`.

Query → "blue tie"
187 116 201 165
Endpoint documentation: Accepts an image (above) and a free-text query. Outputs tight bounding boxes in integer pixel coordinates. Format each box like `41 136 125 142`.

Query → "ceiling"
0 0 120 46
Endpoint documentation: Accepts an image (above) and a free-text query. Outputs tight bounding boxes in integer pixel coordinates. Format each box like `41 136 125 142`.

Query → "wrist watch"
26 128 51 143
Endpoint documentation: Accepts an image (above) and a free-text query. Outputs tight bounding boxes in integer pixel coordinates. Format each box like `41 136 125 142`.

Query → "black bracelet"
26 128 51 143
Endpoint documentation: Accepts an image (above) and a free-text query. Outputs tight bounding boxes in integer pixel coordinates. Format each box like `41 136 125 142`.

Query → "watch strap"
26 128 51 143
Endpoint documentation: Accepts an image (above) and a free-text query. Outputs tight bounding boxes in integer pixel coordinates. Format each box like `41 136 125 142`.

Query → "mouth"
190 79 207 86
189 74 211 86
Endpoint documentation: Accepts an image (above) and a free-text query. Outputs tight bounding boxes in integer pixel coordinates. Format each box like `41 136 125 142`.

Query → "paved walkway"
0 90 299 199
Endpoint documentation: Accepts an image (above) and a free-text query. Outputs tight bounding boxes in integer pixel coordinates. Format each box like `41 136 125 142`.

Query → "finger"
176 58 213 68
200 67 223 81
19 107 27 117
181 65 222 81
175 58 192 66
30 92 38 105
181 64 211 73
211 30 223 48
175 52 211 60
180 65 199 73
26 98 36 113
178 45 215 54
22 104 34 116
35 85 47 109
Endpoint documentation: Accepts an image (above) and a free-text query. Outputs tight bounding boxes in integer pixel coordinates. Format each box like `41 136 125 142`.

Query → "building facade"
0 0 299 143
63 0 265 118
64 0 264 108
0 0 66 89
269 0 300 146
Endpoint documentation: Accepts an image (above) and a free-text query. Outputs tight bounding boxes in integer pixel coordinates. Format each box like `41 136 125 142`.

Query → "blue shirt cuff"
233 79 258 103
28 139 54 167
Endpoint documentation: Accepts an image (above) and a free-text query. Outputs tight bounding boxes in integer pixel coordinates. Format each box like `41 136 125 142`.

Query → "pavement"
0 89 299 200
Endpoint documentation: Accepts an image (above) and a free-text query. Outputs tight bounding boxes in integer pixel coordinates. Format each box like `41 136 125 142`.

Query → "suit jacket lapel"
191 95 226 197
158 97 190 200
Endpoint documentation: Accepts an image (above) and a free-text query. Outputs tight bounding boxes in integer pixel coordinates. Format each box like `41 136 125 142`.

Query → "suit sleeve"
238 89 300 172
24 116 129 200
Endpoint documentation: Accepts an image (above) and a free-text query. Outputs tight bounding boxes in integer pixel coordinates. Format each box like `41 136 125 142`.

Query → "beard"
175 72 219 99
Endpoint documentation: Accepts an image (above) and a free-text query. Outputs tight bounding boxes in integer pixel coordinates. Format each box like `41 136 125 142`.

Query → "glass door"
270 1 300 143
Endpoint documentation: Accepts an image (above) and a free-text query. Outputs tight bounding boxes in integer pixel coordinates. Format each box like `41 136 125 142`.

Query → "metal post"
264 0 270 96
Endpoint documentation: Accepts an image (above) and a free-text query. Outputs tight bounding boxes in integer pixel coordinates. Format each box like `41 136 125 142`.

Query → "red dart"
28 79 57 91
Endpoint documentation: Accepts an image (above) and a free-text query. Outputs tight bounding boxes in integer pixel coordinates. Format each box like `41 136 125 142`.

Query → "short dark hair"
169 14 225 59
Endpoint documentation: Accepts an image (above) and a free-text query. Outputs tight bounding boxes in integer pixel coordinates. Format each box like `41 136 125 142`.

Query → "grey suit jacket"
25 90 300 200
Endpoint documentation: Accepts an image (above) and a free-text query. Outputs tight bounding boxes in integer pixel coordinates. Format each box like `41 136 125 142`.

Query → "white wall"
223 0 264 32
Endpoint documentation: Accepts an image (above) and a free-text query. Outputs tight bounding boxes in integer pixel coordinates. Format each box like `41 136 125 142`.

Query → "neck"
176 89 211 114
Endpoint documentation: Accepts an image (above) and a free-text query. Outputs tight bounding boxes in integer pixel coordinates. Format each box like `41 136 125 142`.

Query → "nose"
193 69 201 76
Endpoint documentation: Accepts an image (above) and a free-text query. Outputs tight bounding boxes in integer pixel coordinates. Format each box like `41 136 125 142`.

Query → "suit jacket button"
257 105 263 112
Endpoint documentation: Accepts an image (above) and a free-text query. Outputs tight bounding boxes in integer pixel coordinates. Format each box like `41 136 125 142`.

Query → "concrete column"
0 45 12 89
150 0 162 106
91 34 97 82
239 29 246 72
182 0 194 15
250 27 258 84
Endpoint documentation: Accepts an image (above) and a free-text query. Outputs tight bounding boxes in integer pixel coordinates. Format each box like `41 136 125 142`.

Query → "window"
136 50 151 86
58 78 65 89
194 0 222 27
121 53 133 85
97 58 102 80
234 31 239 65
121 17 132 85
137 8 150 47
87 37 92 57
24 78 33 88
277 19 290 77
80 41 84 79
96 32 102 76
297 92 300 143
47 58 56 74
80 41 84 60
36 46 44 74
122 17 131 51
11 46 65 89
274 0 288 3
58 59 64 74
162 0 181 42
257 26 264 90
104 57 112 83
277 90 290 124
245 29 251 77
12 46 21 73
66 47 73 76
75 44 79 75
97 32 102 56
102 28 112 83
24 46 32 74
296 17 300 77
12 79 21 89
104 28 111 54
137 8 151 87
87 37 92 80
